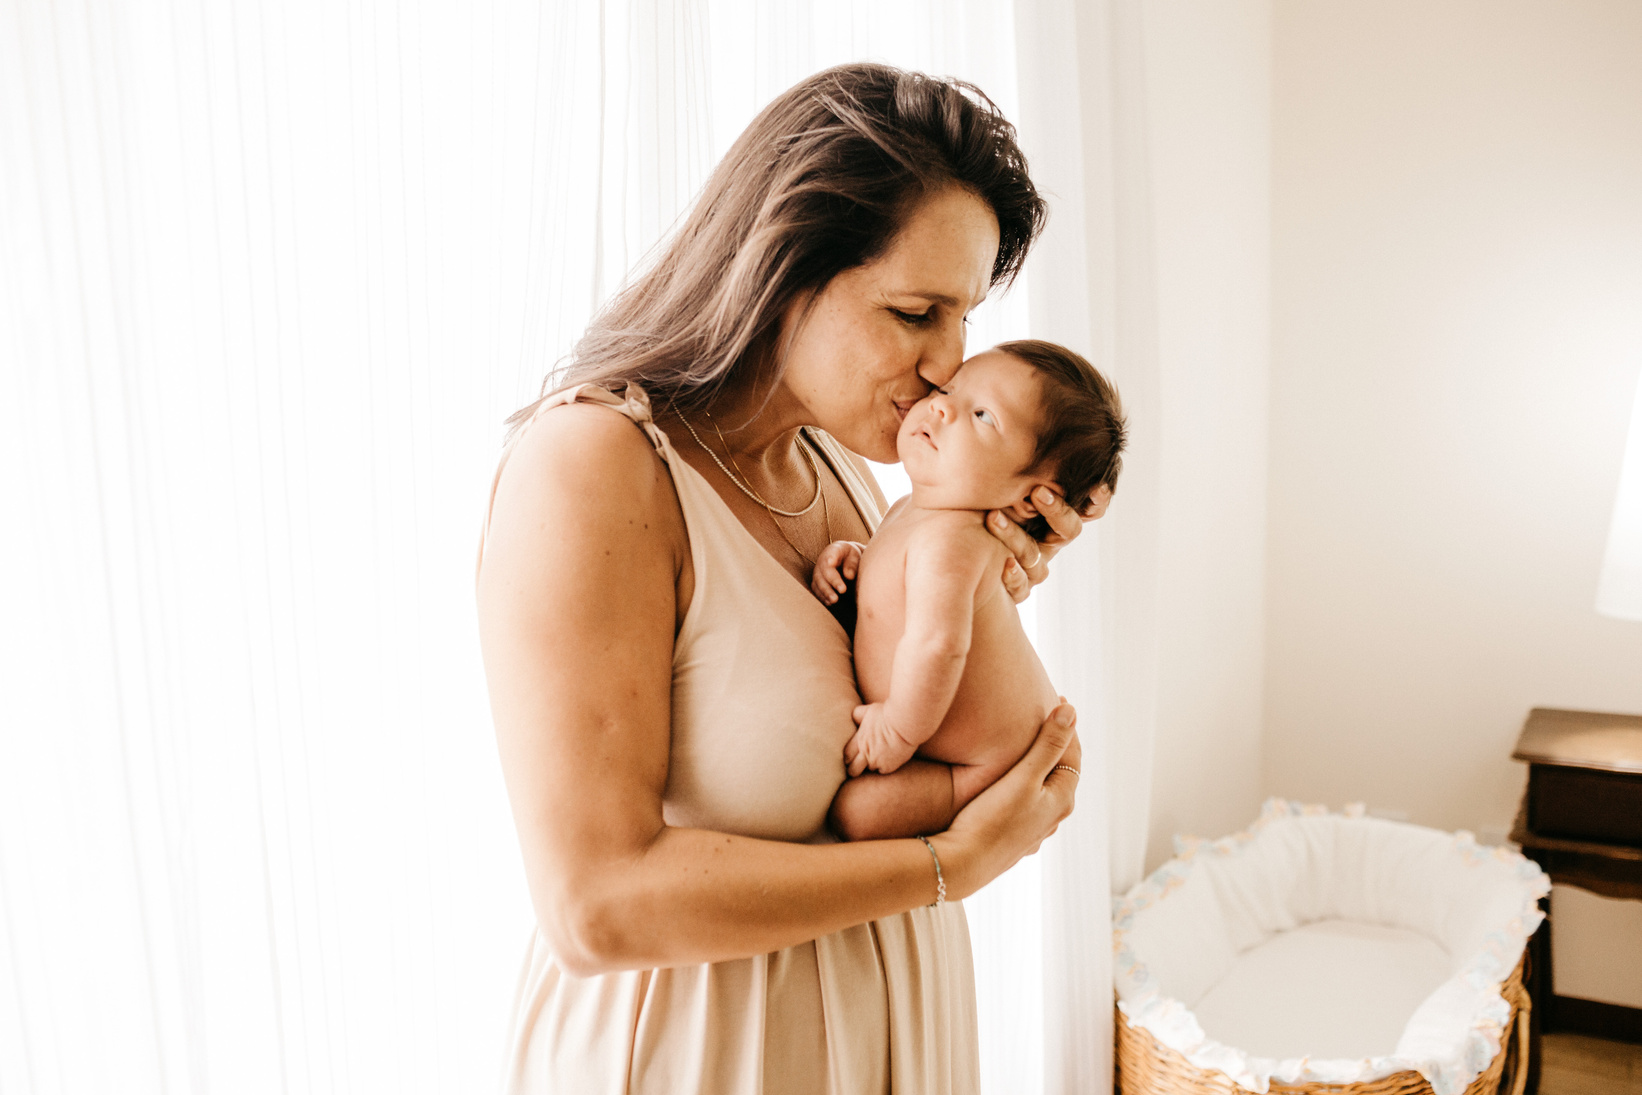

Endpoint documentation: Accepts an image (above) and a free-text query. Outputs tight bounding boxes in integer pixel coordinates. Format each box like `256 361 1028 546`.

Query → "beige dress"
485 383 980 1095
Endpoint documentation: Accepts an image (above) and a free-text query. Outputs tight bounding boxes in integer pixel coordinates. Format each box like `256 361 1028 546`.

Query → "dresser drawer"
1528 764 1642 846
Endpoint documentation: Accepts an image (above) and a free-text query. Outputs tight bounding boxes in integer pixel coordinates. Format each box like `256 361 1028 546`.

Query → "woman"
476 63 1104 1093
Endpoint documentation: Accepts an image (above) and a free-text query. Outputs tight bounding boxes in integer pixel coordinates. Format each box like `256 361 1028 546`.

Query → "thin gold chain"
710 416 832 568
677 412 823 517
677 411 832 567
766 472 830 570
724 423 832 569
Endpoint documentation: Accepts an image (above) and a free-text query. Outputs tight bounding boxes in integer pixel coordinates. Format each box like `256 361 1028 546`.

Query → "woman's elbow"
536 890 636 978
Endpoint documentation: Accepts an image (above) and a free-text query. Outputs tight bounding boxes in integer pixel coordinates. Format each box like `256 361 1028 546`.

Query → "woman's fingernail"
991 512 1008 530
1056 707 1075 727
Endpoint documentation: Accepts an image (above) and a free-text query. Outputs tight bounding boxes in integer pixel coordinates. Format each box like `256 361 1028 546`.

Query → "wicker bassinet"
1117 956 1529 1095
1113 801 1548 1095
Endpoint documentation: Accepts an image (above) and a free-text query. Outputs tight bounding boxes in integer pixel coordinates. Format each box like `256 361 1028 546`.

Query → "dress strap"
477 382 672 577
802 428 884 534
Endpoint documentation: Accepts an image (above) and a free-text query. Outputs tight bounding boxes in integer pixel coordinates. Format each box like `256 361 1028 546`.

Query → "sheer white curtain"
1012 1 1161 1092
0 2 1144 1092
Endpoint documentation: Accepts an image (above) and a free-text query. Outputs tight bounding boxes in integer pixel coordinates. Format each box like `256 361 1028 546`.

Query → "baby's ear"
1001 492 1040 524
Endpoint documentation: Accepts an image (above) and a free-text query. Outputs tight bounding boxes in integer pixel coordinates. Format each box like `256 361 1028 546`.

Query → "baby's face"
896 350 1058 514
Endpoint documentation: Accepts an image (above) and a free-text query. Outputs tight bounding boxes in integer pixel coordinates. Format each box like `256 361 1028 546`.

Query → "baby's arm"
844 522 993 776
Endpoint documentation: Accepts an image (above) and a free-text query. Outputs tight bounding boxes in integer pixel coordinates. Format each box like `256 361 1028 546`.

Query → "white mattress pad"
1113 800 1550 1095
1193 919 1449 1060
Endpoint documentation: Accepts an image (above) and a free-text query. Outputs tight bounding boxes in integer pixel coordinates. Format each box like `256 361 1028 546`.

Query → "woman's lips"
893 398 920 420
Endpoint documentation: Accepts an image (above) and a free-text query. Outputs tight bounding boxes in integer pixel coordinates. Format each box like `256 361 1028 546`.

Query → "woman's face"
777 186 1002 463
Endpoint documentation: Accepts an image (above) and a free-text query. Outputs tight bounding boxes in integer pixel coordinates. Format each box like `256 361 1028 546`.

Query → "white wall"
1267 1 1642 837
1137 0 1273 870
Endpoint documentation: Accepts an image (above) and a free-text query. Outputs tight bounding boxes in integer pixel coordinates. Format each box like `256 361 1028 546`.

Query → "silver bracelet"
916 835 946 907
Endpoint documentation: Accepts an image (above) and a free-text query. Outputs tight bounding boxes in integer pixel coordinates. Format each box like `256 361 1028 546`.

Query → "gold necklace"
678 412 823 517
678 410 832 568
712 416 832 569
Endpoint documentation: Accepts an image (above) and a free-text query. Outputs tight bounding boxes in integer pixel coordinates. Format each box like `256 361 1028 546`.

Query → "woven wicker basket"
1116 955 1530 1095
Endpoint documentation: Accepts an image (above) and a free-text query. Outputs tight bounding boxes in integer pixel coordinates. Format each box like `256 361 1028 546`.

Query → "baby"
813 340 1125 842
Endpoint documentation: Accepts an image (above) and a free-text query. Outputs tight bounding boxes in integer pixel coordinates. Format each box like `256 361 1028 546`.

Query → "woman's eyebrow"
895 290 962 307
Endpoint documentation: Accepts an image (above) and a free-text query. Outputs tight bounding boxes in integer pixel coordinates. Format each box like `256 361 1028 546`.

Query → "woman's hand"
988 485 1113 603
932 703 1081 900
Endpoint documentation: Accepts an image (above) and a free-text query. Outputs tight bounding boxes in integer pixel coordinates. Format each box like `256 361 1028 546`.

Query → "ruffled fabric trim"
1111 799 1550 1095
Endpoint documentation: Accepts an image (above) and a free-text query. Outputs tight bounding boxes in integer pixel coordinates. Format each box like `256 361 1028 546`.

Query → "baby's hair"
993 339 1127 540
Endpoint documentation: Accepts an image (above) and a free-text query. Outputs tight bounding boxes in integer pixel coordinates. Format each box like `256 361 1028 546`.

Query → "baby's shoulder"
905 508 1006 563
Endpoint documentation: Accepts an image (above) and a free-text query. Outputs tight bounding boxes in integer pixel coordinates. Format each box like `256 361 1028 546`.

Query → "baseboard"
1547 993 1642 1045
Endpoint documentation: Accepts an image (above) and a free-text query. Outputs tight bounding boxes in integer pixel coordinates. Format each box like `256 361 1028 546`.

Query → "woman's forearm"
548 826 954 976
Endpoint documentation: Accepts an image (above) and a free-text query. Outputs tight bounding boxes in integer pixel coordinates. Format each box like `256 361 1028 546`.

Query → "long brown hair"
507 63 1046 435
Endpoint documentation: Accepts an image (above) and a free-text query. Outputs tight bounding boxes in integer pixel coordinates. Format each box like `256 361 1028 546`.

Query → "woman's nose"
918 323 966 388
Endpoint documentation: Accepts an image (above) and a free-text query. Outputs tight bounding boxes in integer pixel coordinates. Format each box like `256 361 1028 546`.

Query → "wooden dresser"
1509 705 1642 1083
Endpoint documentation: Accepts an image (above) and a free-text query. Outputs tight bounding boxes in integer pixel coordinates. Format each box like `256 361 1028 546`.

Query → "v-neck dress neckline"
666 424 872 639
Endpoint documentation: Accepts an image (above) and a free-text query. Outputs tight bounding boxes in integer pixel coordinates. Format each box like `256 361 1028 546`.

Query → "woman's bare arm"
478 408 1079 977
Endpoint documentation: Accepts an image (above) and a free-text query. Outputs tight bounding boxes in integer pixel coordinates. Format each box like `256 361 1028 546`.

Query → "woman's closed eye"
891 308 933 326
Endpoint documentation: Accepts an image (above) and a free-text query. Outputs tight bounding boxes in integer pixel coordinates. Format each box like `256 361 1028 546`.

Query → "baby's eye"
974 408 997 427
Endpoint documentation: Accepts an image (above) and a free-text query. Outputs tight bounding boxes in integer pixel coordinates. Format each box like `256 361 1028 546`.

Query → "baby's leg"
828 761 955 842
827 757 1015 842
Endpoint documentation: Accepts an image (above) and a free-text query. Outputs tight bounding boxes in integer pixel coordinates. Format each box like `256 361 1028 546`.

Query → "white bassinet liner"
1112 800 1550 1095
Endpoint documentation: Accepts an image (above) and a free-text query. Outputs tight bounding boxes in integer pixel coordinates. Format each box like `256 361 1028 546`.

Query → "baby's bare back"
853 503 1059 782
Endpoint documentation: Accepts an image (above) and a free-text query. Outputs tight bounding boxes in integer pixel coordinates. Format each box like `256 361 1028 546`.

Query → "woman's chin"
849 428 902 464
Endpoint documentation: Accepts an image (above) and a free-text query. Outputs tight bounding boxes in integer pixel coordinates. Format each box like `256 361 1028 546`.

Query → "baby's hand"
843 703 919 776
810 540 865 606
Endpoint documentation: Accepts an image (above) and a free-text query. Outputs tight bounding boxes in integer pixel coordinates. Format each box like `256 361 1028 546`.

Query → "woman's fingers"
1028 703 1078 778
1045 696 1083 779
986 511 1051 588
1056 723 1082 776
1033 486 1084 547
1080 484 1113 522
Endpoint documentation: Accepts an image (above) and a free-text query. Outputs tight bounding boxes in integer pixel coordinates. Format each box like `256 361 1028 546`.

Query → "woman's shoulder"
905 508 1006 566
481 390 686 583
503 392 674 504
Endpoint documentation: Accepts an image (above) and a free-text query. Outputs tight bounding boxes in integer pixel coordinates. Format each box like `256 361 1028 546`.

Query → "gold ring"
1053 765 1080 779
1025 546 1043 570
